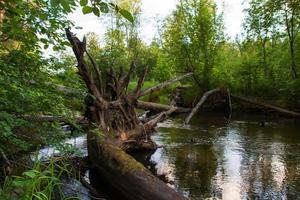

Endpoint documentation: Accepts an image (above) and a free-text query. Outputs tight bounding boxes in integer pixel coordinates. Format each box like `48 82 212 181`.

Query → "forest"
1 0 300 199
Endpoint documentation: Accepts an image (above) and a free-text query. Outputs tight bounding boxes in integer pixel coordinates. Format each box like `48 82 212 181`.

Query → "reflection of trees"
234 123 300 199
135 119 300 199
171 143 217 199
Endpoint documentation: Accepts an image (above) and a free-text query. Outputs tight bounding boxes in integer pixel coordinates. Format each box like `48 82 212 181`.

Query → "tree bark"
88 132 187 200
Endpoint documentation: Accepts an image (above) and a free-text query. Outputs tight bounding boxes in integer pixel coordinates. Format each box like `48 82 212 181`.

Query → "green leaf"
93 7 100 17
23 170 39 178
99 2 109 13
82 6 93 14
50 0 58 7
13 179 31 187
80 0 88 6
119 9 134 23
60 0 71 12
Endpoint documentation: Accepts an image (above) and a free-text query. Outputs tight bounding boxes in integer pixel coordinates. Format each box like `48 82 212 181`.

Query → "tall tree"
273 0 300 79
244 0 277 78
163 0 223 90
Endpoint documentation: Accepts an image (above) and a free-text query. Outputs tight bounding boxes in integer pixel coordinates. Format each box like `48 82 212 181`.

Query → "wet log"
185 88 222 124
231 95 300 118
137 100 191 113
88 132 187 200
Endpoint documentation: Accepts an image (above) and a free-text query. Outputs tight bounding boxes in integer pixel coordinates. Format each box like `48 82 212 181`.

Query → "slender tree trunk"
285 6 298 79
262 38 268 77
290 39 298 79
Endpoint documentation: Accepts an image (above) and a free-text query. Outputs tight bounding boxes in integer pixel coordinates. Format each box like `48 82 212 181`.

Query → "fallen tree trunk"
88 132 187 200
185 88 222 124
231 95 300 118
66 29 188 199
137 100 191 113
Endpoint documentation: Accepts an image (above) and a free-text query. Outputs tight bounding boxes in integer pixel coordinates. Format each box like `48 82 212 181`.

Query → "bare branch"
66 29 108 108
133 66 148 97
86 50 103 94
120 62 136 93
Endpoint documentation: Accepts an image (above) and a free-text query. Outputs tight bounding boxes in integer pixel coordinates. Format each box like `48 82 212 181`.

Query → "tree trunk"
66 29 190 199
88 132 186 200
290 39 298 79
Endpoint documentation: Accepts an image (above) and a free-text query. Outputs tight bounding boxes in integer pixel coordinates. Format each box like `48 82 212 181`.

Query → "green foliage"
162 0 224 90
0 158 79 200
78 0 134 22
0 0 75 51
119 9 134 23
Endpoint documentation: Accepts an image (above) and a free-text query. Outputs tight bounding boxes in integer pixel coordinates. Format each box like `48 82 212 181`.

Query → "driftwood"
185 88 222 124
231 95 300 118
66 29 189 200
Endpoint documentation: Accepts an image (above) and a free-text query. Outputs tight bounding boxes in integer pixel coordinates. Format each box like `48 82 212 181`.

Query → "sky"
68 0 246 44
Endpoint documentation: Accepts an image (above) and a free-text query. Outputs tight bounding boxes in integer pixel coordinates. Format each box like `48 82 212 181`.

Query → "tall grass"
0 157 80 200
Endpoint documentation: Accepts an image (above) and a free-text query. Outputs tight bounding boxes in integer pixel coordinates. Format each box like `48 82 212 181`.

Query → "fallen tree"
184 88 223 124
66 29 189 200
231 95 300 118
184 88 300 124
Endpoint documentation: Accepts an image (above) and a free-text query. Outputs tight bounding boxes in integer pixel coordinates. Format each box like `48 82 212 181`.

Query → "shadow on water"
134 113 300 200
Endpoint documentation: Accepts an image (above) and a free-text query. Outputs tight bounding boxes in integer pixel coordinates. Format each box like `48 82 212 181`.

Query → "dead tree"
66 29 190 200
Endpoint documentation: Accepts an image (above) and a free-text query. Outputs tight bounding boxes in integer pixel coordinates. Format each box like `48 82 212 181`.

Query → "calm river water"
30 113 300 200
135 113 300 200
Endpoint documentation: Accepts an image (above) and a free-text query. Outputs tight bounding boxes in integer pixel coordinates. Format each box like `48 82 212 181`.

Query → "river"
27 113 300 199
135 113 300 200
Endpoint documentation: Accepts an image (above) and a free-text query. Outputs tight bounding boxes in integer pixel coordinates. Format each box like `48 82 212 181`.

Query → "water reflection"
139 114 300 199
